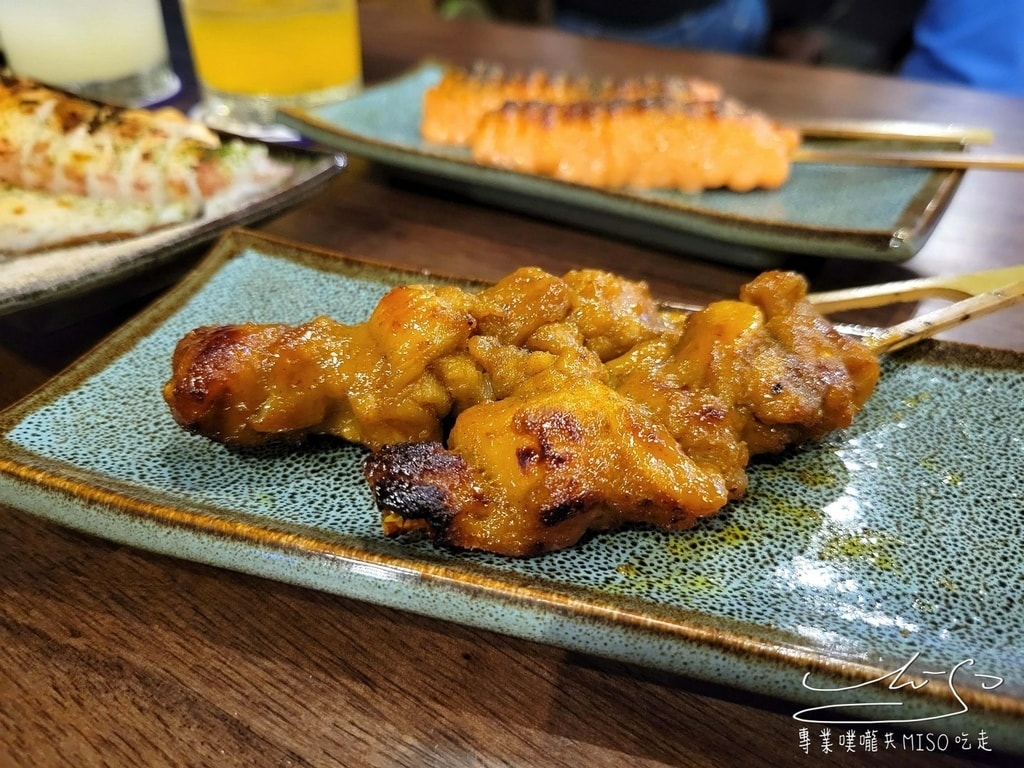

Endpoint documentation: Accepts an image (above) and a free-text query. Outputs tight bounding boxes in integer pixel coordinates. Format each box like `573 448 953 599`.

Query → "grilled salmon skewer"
472 97 801 192
420 62 798 192
422 63 593 146
421 61 722 146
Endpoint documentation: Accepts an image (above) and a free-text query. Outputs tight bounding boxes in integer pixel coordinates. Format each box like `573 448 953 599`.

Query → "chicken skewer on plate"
164 267 879 556
363 271 878 555
163 267 675 449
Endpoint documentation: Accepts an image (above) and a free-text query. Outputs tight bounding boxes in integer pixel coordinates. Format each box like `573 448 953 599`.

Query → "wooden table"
2 7 1022 766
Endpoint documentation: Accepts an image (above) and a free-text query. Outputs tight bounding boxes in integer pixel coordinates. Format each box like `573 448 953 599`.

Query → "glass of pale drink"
179 0 362 139
0 0 180 107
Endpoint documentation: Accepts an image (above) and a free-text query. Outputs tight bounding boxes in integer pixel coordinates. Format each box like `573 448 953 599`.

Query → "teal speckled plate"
2 231 1022 752
279 62 962 267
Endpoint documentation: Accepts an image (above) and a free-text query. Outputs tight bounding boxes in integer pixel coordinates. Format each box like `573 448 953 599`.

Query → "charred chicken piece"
164 282 478 449
365 373 731 557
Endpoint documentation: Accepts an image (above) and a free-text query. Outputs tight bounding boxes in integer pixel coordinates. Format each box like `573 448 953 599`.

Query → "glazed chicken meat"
165 267 879 556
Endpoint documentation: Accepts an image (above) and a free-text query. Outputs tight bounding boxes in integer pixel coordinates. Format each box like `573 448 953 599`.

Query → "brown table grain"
2 6 1023 766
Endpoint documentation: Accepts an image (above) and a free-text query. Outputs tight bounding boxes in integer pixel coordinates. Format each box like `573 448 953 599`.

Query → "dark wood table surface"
2 6 1022 766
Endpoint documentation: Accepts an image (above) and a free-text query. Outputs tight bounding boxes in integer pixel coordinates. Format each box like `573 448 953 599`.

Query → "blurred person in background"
445 1 1024 97
768 0 1023 96
899 0 1024 96
550 0 770 55
767 1 925 73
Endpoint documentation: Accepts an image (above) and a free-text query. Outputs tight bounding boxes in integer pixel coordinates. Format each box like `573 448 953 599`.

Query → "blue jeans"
554 0 769 56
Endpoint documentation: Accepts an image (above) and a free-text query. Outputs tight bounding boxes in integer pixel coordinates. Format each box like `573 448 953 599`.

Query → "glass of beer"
0 0 180 107
179 0 363 139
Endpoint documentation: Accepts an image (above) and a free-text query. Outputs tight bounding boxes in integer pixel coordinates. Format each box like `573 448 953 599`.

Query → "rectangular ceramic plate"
0 147 344 317
279 62 962 267
1 230 1022 752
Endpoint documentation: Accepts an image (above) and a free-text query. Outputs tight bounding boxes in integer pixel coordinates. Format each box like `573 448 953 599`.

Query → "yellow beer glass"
180 0 362 136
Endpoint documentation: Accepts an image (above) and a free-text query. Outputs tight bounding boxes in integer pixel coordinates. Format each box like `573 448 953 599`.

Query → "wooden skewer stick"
793 147 1024 172
806 265 1024 313
864 281 1024 354
666 268 1024 354
791 119 993 145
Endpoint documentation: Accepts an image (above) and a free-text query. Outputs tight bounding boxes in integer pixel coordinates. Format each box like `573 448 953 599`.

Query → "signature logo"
793 652 1004 725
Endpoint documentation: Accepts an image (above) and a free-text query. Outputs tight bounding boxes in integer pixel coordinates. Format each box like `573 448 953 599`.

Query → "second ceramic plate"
1 230 1022 752
280 62 962 267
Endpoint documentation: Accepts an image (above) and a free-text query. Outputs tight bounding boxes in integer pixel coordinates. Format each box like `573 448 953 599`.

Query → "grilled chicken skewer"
165 267 878 556
363 271 878 555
